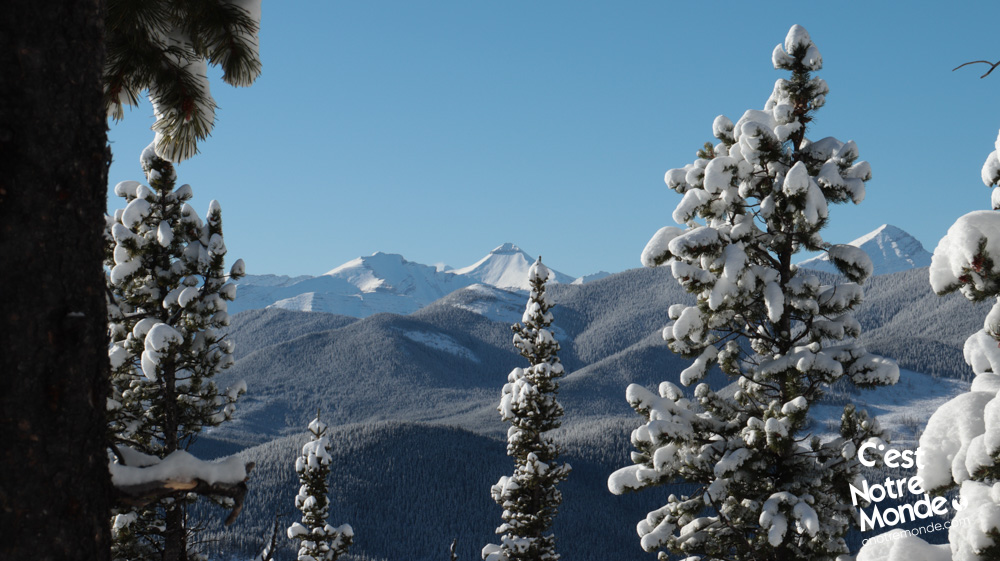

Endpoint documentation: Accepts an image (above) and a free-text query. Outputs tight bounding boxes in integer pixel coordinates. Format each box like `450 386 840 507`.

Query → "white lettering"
859 441 878 467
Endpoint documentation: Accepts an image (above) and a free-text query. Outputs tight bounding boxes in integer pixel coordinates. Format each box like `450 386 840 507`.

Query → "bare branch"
954 59 1000 79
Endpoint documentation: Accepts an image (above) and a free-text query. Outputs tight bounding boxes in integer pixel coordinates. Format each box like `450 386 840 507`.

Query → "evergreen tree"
103 0 262 162
287 414 353 561
483 258 571 561
608 25 898 561
871 131 1000 560
106 142 247 561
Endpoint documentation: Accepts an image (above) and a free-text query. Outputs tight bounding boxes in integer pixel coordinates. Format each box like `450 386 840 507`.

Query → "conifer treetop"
611 25 897 561
288 412 353 561
106 142 248 560
485 257 570 561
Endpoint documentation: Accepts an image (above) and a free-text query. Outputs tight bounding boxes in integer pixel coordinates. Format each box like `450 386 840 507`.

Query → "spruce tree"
608 25 898 561
287 414 353 561
483 258 571 561
103 0 262 162
106 142 247 561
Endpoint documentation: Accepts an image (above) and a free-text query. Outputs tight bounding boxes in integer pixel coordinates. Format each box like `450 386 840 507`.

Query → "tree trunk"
0 2 111 561
163 504 187 561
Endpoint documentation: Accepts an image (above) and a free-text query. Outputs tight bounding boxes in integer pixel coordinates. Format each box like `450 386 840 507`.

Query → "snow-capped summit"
323 252 472 298
230 252 476 317
451 243 575 290
798 224 932 276
231 244 584 316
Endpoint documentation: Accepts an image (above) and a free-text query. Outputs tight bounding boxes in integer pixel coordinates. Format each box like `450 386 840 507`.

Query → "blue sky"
108 1 1000 278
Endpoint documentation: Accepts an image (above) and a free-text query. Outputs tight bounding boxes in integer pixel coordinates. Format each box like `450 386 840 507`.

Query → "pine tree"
483 257 571 561
106 142 247 561
608 25 898 561
287 414 353 561
872 131 1000 559
103 0 262 162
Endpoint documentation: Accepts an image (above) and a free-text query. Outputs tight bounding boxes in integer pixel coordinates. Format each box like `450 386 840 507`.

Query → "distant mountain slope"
426 283 528 325
799 224 932 276
858 266 991 379
547 267 687 366
226 308 359 361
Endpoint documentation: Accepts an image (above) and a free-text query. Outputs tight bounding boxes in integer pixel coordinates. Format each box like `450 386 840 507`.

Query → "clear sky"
108 1 1000 279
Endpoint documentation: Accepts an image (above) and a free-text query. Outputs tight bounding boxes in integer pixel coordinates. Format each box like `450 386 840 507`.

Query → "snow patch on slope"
401 331 479 363
444 284 527 325
798 224 932 276
811 368 968 446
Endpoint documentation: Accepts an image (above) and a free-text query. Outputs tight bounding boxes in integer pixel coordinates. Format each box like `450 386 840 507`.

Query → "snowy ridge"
230 252 477 316
572 271 611 285
798 224 932 276
450 243 575 290
439 283 528 325
231 244 581 316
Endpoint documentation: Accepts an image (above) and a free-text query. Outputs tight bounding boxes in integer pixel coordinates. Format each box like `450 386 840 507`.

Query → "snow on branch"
110 448 253 526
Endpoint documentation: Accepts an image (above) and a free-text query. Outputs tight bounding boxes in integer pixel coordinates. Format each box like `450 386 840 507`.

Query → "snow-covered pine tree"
287 414 353 561
861 130 1000 560
483 257 571 561
106 142 247 561
608 25 898 561
103 0 262 162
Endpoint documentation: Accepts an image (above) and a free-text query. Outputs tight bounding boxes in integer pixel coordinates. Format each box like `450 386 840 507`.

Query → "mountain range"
229 243 577 316
184 224 971 561
232 225 934 319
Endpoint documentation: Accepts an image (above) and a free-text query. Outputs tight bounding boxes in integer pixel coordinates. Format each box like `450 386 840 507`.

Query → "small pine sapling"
288 413 353 561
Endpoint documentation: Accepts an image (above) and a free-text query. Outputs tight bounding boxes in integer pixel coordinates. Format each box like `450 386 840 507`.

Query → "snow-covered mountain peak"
320 251 473 297
490 242 524 255
851 224 909 247
798 224 932 276
232 244 595 317
323 251 404 277
452 244 574 290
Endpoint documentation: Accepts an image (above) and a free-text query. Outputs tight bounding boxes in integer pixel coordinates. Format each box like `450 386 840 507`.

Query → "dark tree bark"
0 2 111 561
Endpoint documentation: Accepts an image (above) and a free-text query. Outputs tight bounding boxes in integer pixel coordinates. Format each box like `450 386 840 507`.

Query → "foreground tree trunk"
0 2 111 560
